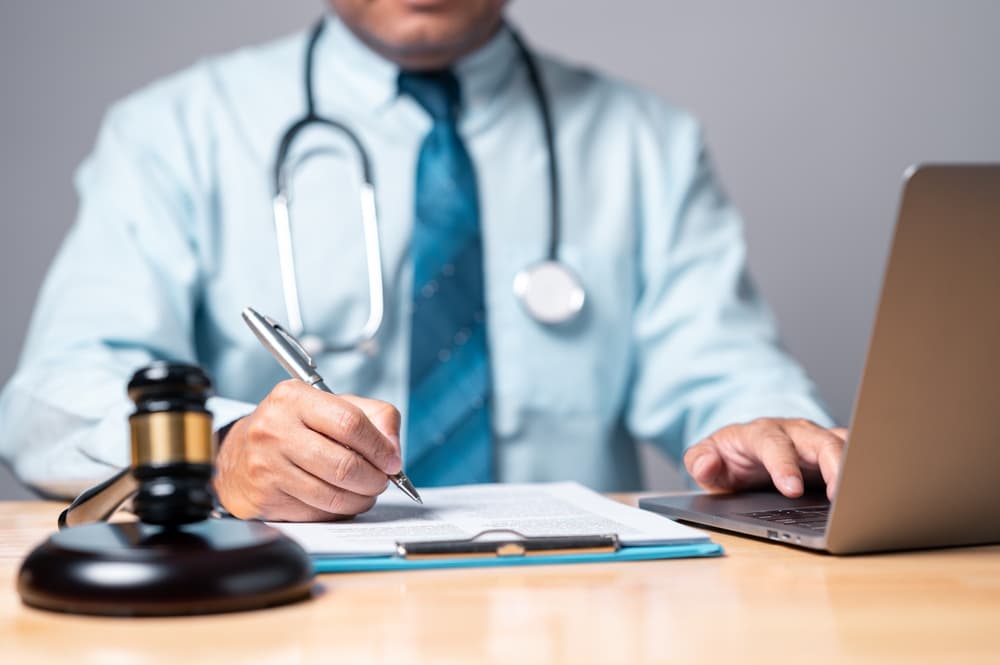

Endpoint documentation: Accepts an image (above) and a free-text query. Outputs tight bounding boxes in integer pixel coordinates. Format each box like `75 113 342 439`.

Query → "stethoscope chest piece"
513 260 585 325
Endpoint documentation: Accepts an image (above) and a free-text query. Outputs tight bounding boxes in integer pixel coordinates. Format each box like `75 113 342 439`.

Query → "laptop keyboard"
740 506 830 531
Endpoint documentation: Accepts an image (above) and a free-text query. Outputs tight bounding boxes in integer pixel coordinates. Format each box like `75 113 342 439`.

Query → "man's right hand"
214 380 402 522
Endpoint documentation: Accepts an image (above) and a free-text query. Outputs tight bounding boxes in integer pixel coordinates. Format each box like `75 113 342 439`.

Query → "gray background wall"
1 1 998 499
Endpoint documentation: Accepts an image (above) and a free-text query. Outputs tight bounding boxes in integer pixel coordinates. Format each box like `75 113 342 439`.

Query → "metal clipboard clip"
395 529 621 560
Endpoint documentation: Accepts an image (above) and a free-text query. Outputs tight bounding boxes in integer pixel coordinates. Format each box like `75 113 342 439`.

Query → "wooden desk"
2 499 998 664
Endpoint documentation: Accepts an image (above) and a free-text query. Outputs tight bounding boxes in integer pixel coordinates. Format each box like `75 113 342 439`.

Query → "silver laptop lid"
827 165 1000 553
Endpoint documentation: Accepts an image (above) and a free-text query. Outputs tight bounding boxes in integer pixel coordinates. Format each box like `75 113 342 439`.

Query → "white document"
270 482 709 557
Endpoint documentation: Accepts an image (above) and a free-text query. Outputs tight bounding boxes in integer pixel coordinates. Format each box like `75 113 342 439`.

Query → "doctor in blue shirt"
0 0 846 521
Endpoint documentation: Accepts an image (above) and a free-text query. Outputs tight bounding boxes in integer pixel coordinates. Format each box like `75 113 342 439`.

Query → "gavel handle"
58 467 138 530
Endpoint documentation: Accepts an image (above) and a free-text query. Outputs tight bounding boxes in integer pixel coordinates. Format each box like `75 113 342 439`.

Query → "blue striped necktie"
399 69 494 486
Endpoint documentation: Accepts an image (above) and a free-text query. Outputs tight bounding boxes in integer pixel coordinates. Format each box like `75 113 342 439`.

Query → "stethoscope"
272 19 586 357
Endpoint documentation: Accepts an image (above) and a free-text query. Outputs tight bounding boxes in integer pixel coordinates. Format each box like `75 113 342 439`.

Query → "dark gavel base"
17 519 314 616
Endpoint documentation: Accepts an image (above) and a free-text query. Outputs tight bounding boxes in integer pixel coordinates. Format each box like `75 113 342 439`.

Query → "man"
0 0 846 520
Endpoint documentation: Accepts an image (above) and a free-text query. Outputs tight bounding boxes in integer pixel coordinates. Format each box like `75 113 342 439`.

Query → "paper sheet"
270 482 709 557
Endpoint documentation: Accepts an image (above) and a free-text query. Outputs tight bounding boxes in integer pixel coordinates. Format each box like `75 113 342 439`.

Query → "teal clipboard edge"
312 542 723 574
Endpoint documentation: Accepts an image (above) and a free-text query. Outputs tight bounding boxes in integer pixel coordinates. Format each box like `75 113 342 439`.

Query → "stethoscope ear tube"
270 178 385 356
508 28 585 325
508 28 563 265
271 192 305 337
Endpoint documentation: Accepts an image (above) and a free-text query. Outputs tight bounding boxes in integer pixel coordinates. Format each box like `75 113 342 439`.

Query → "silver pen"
241 306 422 504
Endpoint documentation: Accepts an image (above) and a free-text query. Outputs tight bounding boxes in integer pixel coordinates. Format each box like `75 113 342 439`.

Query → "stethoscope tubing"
270 17 580 353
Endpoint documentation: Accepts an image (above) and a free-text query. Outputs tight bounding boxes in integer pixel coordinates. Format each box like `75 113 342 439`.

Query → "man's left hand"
683 418 848 500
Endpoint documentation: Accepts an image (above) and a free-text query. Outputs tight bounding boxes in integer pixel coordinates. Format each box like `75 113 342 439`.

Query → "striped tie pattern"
399 70 494 486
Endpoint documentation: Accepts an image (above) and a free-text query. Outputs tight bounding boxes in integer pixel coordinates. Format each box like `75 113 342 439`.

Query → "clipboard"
312 529 723 573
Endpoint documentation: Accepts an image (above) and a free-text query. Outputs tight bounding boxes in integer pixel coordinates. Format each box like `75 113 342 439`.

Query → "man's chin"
332 0 505 69
372 18 497 68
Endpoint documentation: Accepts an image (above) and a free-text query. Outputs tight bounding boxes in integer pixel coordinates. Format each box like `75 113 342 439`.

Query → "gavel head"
127 362 216 526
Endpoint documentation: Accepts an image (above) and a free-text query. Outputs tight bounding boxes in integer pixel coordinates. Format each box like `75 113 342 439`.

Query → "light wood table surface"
2 498 999 665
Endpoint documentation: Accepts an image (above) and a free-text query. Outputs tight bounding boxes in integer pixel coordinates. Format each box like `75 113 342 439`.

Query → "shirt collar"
453 21 519 116
316 13 520 118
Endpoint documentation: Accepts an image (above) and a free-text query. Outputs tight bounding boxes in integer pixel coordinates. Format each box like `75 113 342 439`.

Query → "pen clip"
264 315 317 369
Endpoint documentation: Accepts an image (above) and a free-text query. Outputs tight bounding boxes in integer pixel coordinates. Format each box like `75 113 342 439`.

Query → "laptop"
640 165 1000 554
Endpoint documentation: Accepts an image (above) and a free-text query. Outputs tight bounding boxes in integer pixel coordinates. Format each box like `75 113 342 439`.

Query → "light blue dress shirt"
0 16 832 497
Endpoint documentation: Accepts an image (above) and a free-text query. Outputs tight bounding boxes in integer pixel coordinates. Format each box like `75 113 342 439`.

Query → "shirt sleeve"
0 99 254 498
624 107 834 463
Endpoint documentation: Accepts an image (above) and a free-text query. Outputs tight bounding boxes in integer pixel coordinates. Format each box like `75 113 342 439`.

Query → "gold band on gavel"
130 411 215 466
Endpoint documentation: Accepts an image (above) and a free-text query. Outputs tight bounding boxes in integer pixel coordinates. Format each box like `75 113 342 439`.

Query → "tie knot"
398 69 461 122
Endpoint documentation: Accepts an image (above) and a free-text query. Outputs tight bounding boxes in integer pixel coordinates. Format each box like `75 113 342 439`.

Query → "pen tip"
392 472 423 504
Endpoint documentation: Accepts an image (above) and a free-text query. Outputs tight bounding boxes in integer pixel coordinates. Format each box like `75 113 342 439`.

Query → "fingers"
272 381 402 475
684 436 770 493
338 394 403 457
251 489 374 523
753 419 848 498
752 424 806 497
782 421 847 500
684 444 725 491
272 461 378 521
684 419 849 500
284 428 389 497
